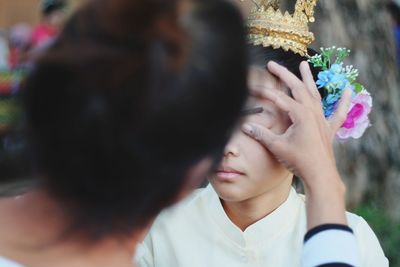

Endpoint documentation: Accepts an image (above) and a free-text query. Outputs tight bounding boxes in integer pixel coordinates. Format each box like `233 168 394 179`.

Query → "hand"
242 61 351 186
242 61 352 228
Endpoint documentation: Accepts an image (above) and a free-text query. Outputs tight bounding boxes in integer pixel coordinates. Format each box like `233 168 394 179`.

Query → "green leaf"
354 83 363 93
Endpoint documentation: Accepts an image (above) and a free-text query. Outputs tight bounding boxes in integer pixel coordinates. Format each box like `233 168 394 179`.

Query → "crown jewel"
247 0 318 56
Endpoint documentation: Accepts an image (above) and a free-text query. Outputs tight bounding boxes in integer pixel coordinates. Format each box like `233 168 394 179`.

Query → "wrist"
301 165 343 193
304 171 346 204
303 171 348 229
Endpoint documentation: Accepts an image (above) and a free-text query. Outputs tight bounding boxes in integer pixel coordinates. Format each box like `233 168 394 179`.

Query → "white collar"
206 186 303 248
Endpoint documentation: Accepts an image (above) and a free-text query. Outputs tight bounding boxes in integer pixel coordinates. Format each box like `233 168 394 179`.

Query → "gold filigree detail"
247 0 318 56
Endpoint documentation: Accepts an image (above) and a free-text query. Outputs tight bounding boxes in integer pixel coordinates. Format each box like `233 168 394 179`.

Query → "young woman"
136 46 388 267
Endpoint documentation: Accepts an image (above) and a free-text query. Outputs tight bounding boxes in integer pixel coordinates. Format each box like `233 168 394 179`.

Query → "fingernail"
242 124 253 135
301 61 310 69
267 61 278 67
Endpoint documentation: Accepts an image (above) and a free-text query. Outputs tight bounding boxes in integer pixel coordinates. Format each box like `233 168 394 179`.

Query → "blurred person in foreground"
0 0 247 266
0 0 360 267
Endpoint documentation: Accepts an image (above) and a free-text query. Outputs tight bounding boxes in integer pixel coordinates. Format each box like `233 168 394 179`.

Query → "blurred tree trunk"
283 0 400 220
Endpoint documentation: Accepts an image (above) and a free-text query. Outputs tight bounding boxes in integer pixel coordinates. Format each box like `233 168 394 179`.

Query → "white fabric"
0 257 23 267
136 185 388 267
302 229 360 267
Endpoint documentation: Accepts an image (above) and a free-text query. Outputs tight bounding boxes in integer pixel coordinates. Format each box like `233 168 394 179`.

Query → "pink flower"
336 90 372 139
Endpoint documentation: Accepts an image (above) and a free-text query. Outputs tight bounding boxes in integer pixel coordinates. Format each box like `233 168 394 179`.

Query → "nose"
224 138 240 157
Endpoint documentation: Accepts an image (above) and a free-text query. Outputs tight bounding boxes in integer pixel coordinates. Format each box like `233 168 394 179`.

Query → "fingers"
248 84 273 99
267 61 309 104
258 87 300 114
300 61 321 101
242 122 285 153
329 89 352 131
251 61 325 124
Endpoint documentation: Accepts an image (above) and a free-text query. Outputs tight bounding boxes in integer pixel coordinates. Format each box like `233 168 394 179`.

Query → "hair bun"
97 0 178 36
83 0 186 66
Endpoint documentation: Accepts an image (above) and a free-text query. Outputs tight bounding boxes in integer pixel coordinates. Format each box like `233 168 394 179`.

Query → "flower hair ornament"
308 47 372 140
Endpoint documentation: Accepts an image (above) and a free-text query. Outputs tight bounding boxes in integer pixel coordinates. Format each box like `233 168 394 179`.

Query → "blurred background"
0 0 399 265
0 0 82 27
292 0 400 264
309 1 400 265
0 0 85 196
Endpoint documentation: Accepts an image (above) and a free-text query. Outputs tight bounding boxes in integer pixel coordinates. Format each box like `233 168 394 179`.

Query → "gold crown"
247 0 318 56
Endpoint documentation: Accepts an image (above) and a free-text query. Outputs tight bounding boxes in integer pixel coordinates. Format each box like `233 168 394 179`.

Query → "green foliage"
353 203 400 266
308 46 351 70
354 83 364 93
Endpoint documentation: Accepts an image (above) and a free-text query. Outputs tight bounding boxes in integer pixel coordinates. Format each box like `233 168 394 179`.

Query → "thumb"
242 123 284 154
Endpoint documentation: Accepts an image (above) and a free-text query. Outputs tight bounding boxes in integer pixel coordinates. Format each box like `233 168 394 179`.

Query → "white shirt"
0 231 361 267
0 257 23 267
136 186 388 267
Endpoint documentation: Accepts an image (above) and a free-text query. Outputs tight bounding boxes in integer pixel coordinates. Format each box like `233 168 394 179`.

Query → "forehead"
248 66 289 93
246 67 288 108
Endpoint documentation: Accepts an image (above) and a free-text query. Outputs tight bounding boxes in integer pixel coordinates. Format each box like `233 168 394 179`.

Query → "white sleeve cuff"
302 225 361 267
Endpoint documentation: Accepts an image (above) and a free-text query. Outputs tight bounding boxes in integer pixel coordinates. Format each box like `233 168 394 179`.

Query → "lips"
215 166 244 181
217 167 244 174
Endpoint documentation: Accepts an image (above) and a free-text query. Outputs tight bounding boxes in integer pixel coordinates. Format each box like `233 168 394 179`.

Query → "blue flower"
326 93 341 105
316 64 350 91
330 64 342 73
323 102 337 118
316 70 332 88
322 93 341 118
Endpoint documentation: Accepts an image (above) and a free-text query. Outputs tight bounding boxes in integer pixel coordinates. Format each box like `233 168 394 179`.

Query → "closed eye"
240 107 264 116
241 106 275 119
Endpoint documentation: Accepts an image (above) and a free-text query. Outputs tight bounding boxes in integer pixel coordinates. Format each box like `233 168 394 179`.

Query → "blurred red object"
31 23 58 48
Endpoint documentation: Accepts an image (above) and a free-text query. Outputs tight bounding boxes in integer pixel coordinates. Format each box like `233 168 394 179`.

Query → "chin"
209 180 250 203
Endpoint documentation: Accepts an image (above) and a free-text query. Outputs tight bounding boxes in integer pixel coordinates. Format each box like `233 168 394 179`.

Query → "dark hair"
42 0 66 16
23 0 247 241
249 45 320 80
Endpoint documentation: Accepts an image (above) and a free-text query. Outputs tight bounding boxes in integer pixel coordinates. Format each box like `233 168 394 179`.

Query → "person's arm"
242 61 360 266
303 224 360 267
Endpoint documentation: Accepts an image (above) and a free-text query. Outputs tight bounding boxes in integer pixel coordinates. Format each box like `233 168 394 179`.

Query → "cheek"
239 134 281 174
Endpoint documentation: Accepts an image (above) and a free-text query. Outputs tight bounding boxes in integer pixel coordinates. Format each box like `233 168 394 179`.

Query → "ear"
173 157 214 203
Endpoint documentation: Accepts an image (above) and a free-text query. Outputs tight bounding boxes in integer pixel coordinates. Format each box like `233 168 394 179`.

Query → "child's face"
209 67 293 202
